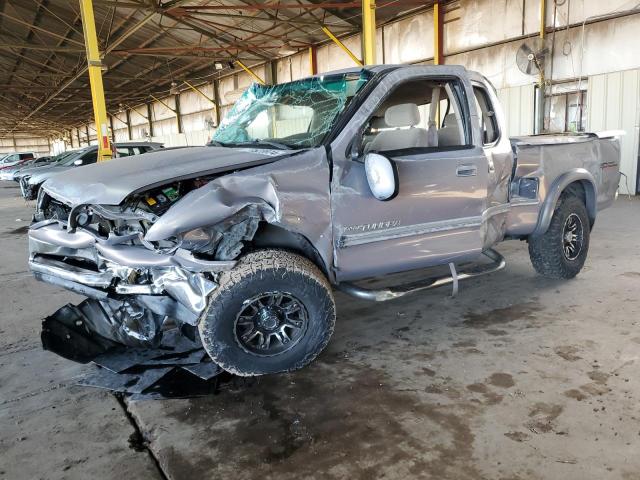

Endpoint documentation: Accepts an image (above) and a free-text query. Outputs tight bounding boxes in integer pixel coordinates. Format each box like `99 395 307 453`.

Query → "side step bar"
337 249 506 302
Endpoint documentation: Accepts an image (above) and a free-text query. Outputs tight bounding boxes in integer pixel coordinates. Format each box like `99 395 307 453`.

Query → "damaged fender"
144 150 334 275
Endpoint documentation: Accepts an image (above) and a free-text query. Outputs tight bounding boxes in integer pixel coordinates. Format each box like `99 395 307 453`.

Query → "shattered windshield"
211 71 370 149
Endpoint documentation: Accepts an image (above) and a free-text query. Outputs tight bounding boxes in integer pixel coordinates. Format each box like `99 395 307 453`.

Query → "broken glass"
212 71 371 149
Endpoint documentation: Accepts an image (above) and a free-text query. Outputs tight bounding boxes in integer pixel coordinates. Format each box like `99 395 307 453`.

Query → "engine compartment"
132 176 213 216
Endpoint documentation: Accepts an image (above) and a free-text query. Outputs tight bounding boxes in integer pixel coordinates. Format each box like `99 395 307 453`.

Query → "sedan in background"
0 155 55 181
0 152 35 171
18 142 163 200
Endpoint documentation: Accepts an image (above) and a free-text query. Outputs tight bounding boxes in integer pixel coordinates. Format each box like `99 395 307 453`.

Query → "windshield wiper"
239 139 293 150
208 140 229 147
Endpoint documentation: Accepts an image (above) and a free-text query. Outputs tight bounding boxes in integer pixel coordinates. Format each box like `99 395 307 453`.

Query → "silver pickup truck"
28 65 620 376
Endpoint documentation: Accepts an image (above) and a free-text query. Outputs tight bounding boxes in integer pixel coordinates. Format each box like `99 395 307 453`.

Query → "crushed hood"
42 146 287 206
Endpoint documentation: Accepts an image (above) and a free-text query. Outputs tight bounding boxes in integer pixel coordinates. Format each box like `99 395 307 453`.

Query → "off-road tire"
198 249 336 376
528 195 590 279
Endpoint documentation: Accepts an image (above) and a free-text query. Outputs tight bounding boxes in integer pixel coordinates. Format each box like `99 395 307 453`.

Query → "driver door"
330 72 488 281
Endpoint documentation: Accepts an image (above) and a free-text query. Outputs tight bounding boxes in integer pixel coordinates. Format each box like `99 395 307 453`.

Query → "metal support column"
108 115 115 144
536 0 547 134
213 79 221 126
175 94 183 134
361 0 376 65
309 46 317 75
146 103 154 138
79 0 112 161
433 0 444 65
125 109 132 140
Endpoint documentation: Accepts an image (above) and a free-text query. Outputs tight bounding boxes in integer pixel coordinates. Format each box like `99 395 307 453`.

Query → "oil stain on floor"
154 356 492 480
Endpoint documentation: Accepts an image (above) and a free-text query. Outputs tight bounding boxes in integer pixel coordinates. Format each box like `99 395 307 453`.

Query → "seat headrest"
384 103 420 127
370 116 389 129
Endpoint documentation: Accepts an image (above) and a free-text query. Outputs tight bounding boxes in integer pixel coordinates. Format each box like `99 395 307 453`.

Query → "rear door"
330 68 489 281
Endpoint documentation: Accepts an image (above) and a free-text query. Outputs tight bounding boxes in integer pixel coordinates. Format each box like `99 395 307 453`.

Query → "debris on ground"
41 303 224 399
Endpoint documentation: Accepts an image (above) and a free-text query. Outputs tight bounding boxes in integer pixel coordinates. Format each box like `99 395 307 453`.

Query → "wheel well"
247 223 329 277
562 180 596 227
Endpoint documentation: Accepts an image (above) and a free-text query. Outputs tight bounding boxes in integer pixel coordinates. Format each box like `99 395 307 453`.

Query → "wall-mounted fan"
516 38 551 76
204 115 216 129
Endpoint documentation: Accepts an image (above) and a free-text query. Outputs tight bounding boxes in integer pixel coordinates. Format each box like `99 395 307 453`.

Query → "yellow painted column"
433 0 443 65
79 0 112 161
309 46 317 75
362 0 376 65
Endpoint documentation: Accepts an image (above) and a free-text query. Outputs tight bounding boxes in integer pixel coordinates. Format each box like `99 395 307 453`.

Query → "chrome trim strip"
339 216 483 248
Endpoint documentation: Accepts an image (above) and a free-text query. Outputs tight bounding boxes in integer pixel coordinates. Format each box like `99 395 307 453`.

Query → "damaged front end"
28 181 263 349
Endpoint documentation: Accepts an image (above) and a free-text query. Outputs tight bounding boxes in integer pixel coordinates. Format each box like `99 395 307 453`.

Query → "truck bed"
504 132 621 237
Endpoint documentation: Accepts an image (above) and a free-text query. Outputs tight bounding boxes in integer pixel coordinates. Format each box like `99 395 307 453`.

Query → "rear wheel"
528 195 590 279
198 249 336 376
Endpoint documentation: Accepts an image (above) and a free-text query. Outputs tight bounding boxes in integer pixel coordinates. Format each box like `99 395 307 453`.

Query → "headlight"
180 228 219 252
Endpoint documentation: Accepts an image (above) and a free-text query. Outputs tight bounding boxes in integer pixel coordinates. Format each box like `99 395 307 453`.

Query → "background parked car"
0 152 35 171
18 142 163 200
0 155 55 181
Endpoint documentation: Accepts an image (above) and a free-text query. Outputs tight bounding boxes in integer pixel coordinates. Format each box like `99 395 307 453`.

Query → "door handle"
456 164 477 177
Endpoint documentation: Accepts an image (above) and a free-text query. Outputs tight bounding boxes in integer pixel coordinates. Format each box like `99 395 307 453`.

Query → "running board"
337 249 506 302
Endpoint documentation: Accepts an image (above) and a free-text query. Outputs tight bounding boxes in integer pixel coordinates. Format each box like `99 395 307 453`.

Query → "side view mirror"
73 159 83 166
364 153 398 201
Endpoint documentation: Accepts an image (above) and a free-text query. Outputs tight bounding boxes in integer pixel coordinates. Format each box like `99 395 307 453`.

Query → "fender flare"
531 168 597 237
250 223 332 280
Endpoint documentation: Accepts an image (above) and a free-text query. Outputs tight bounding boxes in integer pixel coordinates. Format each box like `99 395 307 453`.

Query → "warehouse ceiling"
0 0 432 137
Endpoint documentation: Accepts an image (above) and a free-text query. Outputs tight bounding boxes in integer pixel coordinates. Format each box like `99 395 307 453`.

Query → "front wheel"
198 249 336 376
528 195 590 279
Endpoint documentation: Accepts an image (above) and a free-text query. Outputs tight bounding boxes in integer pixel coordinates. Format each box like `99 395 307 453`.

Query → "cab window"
361 79 471 155
82 151 98 164
115 147 132 157
472 86 500 145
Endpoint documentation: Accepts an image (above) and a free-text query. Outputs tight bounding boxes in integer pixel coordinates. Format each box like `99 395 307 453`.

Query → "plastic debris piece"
182 361 223 380
76 367 173 394
139 349 206 367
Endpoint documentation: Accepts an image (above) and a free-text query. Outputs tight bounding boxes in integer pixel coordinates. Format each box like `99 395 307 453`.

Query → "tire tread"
198 249 336 376
528 195 590 279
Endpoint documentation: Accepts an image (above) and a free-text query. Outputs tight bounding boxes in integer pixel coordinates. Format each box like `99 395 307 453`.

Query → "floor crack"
114 393 170 480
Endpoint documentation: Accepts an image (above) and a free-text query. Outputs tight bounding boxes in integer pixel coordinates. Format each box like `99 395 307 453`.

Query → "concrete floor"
0 181 639 480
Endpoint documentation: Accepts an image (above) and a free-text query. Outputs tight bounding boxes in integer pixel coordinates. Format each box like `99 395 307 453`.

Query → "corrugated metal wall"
3 0 640 191
587 69 640 194
497 84 536 136
0 137 49 156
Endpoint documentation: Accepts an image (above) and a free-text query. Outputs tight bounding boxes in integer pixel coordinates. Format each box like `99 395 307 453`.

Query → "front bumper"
29 220 235 344
20 177 36 199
